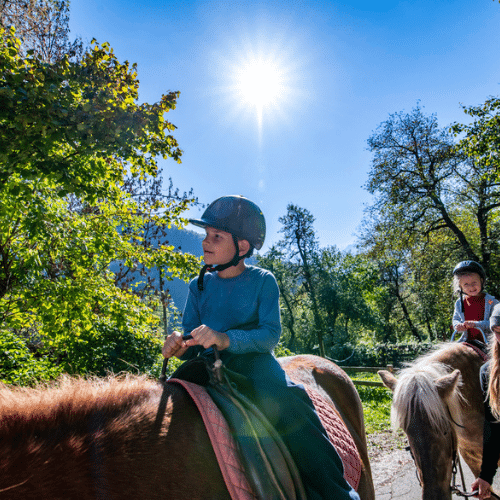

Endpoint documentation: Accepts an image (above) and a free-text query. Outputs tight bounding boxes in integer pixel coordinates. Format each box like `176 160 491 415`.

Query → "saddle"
168 355 306 500
461 340 489 362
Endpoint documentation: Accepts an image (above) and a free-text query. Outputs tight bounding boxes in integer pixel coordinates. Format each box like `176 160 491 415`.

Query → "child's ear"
238 239 250 256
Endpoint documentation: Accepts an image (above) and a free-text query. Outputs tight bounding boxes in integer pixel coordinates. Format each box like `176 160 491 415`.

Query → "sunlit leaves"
0 27 198 383
0 28 182 204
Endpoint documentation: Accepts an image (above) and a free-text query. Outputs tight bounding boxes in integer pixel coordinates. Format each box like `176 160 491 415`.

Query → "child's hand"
455 323 468 332
162 331 189 359
186 324 230 351
463 320 477 329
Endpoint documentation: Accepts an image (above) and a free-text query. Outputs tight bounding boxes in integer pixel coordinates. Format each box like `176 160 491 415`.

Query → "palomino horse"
0 354 374 500
378 342 498 500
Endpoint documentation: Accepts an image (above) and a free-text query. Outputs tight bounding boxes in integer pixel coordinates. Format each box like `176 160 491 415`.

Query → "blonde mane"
390 344 464 433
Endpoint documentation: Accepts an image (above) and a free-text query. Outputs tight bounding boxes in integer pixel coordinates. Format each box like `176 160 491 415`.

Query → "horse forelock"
0 374 161 434
391 354 463 434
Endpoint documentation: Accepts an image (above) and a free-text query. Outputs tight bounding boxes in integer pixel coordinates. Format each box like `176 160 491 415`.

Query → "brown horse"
0 354 374 500
378 342 497 500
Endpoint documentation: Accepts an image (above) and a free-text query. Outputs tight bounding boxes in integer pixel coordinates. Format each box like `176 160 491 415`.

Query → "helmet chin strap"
197 234 245 292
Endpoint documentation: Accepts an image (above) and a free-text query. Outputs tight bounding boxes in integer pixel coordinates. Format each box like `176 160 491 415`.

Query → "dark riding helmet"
452 260 486 281
189 195 266 250
190 195 266 291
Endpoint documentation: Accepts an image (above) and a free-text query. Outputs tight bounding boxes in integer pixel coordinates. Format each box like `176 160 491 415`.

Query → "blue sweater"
181 265 282 357
179 265 360 500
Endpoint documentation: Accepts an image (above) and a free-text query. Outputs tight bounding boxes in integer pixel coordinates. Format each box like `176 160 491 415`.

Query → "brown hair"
487 340 500 420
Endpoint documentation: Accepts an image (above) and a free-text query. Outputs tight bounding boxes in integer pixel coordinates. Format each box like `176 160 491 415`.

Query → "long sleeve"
180 266 281 357
479 362 500 484
452 298 463 329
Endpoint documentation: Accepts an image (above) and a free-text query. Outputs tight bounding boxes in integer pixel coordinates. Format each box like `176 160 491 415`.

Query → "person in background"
471 304 500 499
452 260 498 344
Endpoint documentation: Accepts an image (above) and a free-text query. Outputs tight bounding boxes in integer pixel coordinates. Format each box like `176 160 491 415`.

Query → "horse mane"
391 343 464 433
0 374 161 436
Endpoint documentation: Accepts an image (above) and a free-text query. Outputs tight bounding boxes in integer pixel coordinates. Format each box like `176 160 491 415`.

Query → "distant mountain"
109 227 204 311
110 226 257 311
161 227 204 309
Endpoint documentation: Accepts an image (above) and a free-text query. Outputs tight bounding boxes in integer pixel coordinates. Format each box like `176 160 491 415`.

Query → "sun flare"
212 25 309 146
219 42 302 138
233 54 287 110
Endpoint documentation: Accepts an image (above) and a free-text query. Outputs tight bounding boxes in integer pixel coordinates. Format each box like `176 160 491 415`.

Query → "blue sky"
70 0 500 253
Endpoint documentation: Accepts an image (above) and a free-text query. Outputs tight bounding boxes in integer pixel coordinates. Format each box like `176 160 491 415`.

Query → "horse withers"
378 342 497 500
0 354 374 500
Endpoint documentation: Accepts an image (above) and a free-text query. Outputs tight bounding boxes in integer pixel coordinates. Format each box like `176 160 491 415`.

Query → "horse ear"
378 370 397 392
435 369 461 402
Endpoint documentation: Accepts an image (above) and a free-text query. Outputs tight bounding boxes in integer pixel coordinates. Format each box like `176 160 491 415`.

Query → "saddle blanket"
300 384 362 491
463 342 489 363
169 378 362 499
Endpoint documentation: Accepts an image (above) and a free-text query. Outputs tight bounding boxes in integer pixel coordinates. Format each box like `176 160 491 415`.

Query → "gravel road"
368 430 414 499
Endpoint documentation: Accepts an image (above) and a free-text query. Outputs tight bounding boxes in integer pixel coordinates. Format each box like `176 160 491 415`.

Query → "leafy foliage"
0 26 199 384
259 207 389 357
0 329 62 385
358 101 500 341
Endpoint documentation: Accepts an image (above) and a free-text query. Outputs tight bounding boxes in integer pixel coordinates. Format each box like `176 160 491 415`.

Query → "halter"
405 403 490 498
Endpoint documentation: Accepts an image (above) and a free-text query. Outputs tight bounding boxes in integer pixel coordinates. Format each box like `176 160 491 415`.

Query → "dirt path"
367 430 500 499
367 430 414 497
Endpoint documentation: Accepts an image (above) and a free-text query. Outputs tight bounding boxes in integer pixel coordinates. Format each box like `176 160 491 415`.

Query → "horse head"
379 365 462 500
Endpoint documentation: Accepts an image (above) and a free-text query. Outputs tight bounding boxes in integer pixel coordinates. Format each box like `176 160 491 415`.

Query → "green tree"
258 245 303 351
365 105 473 257
278 204 325 355
361 100 500 340
451 96 500 289
317 248 380 346
0 27 198 382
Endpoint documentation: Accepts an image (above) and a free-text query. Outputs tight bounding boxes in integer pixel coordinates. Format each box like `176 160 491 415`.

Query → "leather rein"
448 410 500 499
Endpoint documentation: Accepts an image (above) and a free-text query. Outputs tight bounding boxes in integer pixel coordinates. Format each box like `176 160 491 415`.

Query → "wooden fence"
339 365 394 388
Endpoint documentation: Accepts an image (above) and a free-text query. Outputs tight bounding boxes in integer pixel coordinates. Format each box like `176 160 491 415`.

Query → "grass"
349 372 409 457
349 372 393 434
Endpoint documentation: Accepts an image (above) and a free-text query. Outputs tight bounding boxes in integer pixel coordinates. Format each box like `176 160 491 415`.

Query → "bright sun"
224 47 297 137
213 25 309 144
233 54 286 110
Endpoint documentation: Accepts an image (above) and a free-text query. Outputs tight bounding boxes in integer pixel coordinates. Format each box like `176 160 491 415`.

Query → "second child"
452 260 498 344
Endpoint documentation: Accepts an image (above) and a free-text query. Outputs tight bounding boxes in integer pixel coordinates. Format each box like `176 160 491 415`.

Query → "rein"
450 450 500 499
450 449 473 498
447 406 500 499
447 404 478 498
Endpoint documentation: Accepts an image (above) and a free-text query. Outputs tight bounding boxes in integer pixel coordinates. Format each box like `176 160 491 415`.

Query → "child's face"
459 273 483 296
202 227 236 266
